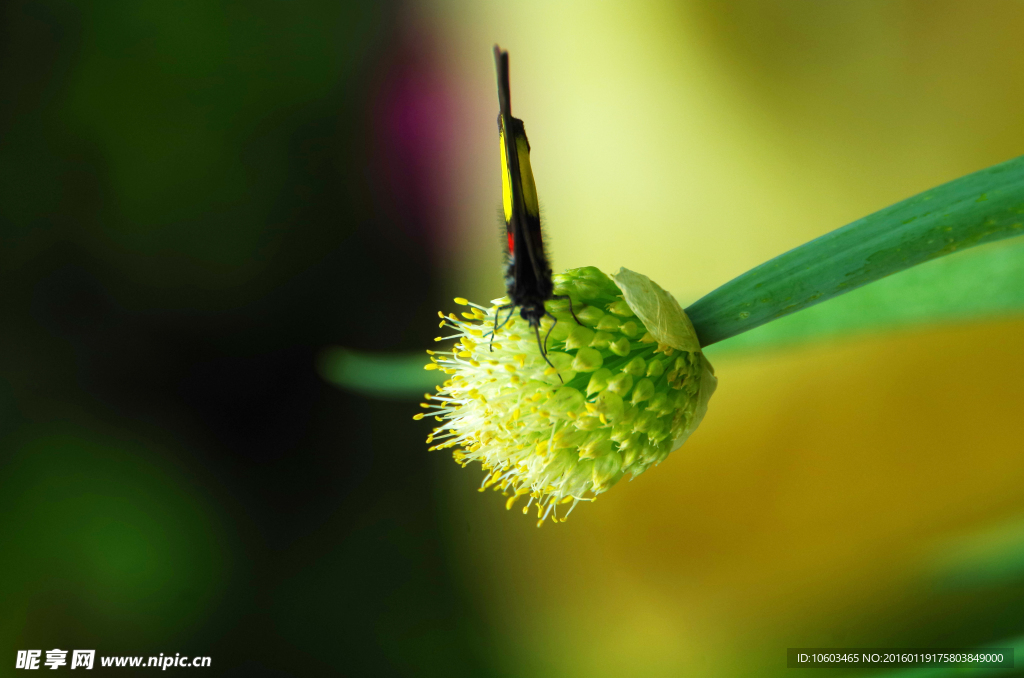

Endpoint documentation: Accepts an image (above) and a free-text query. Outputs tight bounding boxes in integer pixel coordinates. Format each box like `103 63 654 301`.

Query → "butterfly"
492 45 579 372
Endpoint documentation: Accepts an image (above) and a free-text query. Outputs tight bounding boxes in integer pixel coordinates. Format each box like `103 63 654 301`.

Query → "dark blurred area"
0 0 489 674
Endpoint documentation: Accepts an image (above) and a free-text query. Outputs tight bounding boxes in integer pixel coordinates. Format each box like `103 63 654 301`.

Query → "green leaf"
706 236 1024 356
686 154 1024 347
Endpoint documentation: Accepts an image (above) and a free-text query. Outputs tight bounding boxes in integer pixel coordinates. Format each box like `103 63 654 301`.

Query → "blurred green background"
3 0 1024 676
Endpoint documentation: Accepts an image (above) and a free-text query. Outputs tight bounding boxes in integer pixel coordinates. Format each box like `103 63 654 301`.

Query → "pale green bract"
613 268 718 450
415 267 716 526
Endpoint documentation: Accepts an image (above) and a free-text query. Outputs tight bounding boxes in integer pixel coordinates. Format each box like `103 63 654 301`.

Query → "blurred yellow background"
423 1 1024 674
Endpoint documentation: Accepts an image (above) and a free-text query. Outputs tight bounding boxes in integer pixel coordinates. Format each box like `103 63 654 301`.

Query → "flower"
415 267 716 526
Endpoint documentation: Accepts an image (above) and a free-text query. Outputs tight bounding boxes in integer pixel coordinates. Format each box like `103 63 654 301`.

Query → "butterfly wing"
494 46 553 310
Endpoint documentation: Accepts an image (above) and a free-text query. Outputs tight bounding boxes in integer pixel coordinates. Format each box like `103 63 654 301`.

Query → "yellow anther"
491 343 503 350
457 351 471 358
461 312 476 320
535 440 549 454
438 320 445 328
419 403 430 408
424 363 439 371
504 364 516 373
508 334 521 341
560 496 573 504
413 413 424 420
514 354 527 368
469 329 484 337
434 337 443 342
511 408 521 421
454 297 469 305
438 311 445 318
470 360 480 367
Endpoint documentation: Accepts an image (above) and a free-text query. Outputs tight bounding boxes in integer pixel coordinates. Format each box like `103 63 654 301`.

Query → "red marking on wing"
507 230 515 256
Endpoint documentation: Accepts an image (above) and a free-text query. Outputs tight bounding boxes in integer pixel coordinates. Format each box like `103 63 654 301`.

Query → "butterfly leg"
532 319 563 384
551 294 582 325
489 303 517 352
542 311 559 355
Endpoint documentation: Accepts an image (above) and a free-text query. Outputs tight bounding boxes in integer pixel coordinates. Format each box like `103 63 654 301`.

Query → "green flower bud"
606 372 633 397
609 422 634 442
619 320 639 338
609 337 631 357
545 351 577 383
631 377 655 404
646 358 665 378
548 386 584 412
633 408 656 432
619 430 644 452
564 458 594 496
595 315 620 332
592 389 624 421
572 347 604 372
606 299 634 317
646 416 671 443
623 355 646 377
574 280 601 300
539 450 576 485
586 368 613 395
539 314 573 343
565 324 596 349
579 437 613 459
575 415 604 431
646 391 669 414
547 297 572 313
592 451 624 492
620 402 638 424
589 331 614 349
576 305 606 327
620 442 640 469
553 429 588 449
